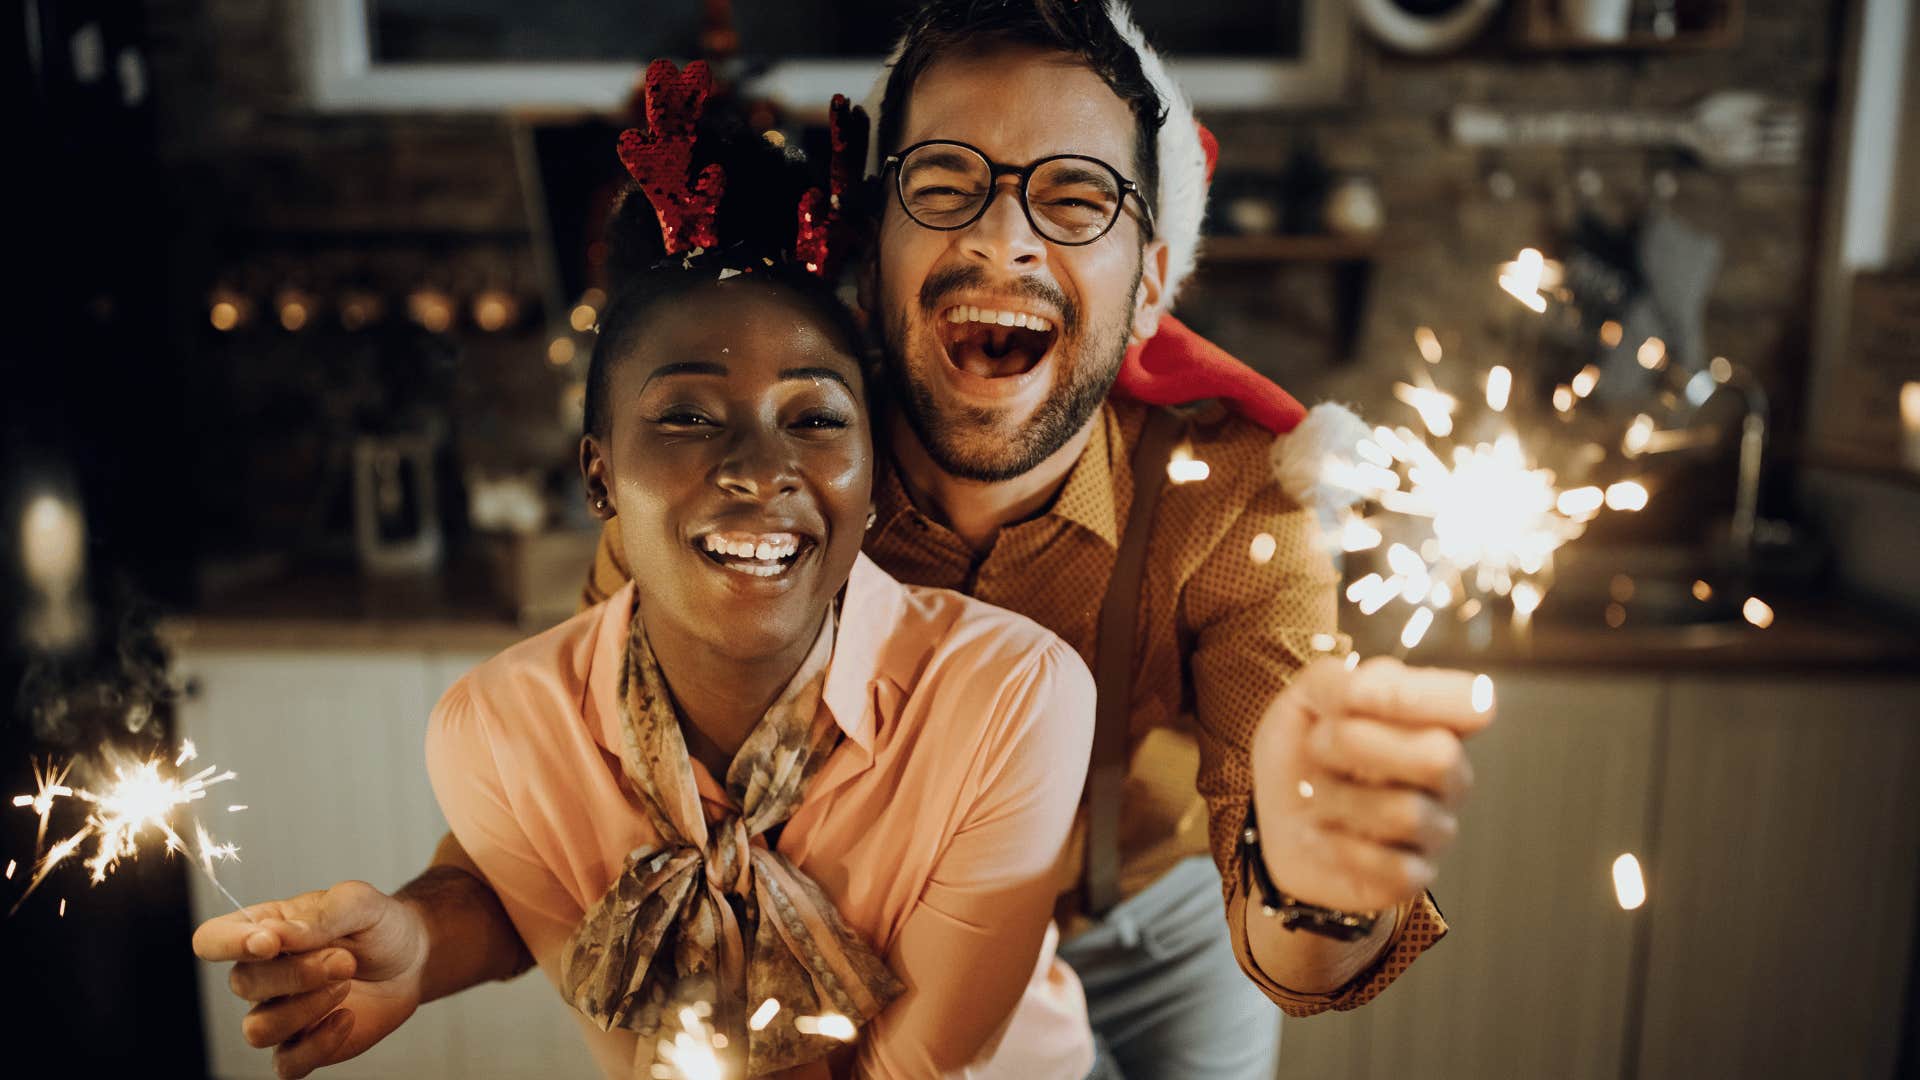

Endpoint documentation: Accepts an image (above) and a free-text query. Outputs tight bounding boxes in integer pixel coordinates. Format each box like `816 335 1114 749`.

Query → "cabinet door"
178 649 455 1080
1279 671 1663 1080
1638 676 1920 1079
178 648 598 1079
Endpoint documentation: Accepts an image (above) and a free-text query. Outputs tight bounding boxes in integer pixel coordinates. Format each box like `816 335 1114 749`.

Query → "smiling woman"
188 62 1100 1080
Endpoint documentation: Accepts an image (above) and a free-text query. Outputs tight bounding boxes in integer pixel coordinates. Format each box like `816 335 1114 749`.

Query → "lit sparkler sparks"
7 741 251 919
653 1003 727 1080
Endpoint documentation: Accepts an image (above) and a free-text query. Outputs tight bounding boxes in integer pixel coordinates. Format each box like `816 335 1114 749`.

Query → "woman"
426 65 1094 1078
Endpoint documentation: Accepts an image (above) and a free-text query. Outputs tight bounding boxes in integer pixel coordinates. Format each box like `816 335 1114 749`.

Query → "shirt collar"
871 403 1123 550
587 555 898 758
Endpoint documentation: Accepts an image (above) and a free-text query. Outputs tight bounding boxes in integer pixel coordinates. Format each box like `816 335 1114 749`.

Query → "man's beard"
883 260 1141 484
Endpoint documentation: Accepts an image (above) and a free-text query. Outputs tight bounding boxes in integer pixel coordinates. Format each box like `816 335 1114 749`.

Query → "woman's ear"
580 434 615 518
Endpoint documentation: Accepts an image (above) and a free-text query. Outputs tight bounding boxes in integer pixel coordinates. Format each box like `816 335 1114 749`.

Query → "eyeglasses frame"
880 138 1156 247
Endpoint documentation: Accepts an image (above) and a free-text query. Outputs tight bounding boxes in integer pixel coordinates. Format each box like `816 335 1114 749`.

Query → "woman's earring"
866 508 877 531
594 497 609 514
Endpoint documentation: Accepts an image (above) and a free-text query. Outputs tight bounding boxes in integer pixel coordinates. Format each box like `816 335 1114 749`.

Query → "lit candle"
1902 382 1920 471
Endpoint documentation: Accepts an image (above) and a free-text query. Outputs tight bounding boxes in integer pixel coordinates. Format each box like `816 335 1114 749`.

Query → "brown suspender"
1084 406 1187 917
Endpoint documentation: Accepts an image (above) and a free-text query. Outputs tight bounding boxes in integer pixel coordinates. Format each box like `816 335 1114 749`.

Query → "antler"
794 95 870 277
617 59 726 254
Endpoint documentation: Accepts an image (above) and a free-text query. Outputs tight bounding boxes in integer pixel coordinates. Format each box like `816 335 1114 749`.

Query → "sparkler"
7 740 250 919
1314 246 1660 654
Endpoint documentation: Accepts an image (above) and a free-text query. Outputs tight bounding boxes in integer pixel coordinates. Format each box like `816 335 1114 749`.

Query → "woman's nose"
714 427 801 499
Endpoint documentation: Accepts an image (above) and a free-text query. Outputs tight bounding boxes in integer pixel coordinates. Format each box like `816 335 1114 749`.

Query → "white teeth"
944 306 1056 333
702 533 801 563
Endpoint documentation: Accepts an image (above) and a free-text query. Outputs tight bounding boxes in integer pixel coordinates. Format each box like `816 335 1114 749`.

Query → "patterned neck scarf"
561 599 904 1076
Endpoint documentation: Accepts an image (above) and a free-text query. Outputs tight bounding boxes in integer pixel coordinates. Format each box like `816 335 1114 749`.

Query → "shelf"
1511 0 1742 53
1198 234 1378 264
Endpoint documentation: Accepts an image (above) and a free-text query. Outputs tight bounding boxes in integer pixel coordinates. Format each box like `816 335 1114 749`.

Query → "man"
194 3 1491 1077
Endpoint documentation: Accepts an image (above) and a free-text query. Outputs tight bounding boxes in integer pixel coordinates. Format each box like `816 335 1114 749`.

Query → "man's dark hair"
584 108 869 439
876 0 1166 225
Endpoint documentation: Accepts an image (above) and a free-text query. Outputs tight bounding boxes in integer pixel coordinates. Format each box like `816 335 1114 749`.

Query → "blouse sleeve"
852 637 1096 1079
424 678 585 971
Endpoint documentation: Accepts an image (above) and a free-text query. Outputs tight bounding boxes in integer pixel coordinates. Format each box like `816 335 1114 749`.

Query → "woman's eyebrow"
779 367 853 391
641 360 728 388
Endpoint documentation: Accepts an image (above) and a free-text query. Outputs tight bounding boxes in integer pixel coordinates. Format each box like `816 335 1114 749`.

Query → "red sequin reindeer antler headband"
794 95 870 279
617 59 726 255
616 61 869 278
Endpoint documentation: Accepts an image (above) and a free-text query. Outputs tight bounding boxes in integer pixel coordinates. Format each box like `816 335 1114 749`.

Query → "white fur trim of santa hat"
1271 402 1373 518
859 0 1210 304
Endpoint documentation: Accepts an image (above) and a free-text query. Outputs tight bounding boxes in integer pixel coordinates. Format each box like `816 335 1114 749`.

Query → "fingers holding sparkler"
1252 656 1492 913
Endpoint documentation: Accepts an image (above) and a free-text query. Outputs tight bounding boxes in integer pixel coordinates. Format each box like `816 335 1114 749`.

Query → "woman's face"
582 282 872 661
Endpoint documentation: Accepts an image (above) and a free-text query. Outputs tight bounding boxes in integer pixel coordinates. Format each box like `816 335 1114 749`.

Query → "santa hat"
860 1 1366 507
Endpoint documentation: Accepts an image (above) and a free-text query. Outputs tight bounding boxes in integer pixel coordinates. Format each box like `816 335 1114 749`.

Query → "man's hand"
192 880 429 1079
1251 656 1494 913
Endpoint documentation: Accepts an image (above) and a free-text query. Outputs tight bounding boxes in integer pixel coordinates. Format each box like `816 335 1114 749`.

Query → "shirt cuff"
1225 858 1448 1016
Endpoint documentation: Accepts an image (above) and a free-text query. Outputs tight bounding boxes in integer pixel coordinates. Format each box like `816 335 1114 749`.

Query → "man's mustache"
917 265 1079 335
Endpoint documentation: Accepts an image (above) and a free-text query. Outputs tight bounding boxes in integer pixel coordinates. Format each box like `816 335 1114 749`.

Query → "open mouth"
695 531 815 579
939 305 1059 380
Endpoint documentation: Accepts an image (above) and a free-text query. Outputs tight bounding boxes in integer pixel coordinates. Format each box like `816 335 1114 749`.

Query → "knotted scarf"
561 601 904 1075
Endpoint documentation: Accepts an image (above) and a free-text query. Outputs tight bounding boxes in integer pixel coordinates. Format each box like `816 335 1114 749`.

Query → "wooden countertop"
168 562 1919 675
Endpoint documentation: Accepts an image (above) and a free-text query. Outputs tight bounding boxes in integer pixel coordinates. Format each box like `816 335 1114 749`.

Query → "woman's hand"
192 880 429 1078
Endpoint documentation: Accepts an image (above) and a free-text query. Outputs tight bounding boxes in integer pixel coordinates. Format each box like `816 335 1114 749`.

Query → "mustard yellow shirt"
584 398 1447 1016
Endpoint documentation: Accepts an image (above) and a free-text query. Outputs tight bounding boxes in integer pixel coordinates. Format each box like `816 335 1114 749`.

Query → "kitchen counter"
167 562 1920 674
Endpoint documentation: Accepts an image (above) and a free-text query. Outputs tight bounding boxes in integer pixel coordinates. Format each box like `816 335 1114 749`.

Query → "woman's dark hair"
584 106 871 439
876 0 1165 220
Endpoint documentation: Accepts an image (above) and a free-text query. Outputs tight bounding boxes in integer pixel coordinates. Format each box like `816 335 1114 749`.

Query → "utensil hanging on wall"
1449 92 1804 169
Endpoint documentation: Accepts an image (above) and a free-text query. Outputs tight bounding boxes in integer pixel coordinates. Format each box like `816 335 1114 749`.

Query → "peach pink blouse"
427 554 1096 1079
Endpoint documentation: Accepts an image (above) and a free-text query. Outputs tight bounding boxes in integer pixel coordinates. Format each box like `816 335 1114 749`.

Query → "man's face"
875 46 1167 482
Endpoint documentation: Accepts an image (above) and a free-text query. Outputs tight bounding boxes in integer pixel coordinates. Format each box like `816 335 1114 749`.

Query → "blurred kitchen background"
3 0 1917 1076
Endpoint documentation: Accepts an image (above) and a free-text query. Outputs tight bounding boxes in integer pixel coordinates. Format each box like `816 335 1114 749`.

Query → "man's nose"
960 178 1046 272
714 427 800 499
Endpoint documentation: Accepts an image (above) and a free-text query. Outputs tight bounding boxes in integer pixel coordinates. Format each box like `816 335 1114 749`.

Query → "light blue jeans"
1058 856 1283 1079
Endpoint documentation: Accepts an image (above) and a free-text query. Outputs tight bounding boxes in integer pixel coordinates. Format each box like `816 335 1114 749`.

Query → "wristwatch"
1238 805 1379 942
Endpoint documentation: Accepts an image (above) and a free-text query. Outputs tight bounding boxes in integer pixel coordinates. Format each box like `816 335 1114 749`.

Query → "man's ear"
580 435 615 518
1130 238 1170 345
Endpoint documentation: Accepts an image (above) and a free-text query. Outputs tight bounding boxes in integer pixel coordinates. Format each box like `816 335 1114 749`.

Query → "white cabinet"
176 647 599 1080
1277 672 1663 1080
1277 671 1920 1080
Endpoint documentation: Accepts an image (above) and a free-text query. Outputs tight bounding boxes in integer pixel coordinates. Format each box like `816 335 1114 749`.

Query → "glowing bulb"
1623 415 1655 456
1399 607 1434 650
570 303 598 333
1485 365 1512 412
1742 596 1774 629
794 1014 857 1041
1692 579 1713 601
1249 532 1278 565
210 301 240 331
1605 481 1649 511
1414 326 1443 363
1557 486 1605 517
547 338 576 366
1471 674 1494 714
1166 449 1211 484
1571 365 1600 398
1612 853 1646 910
